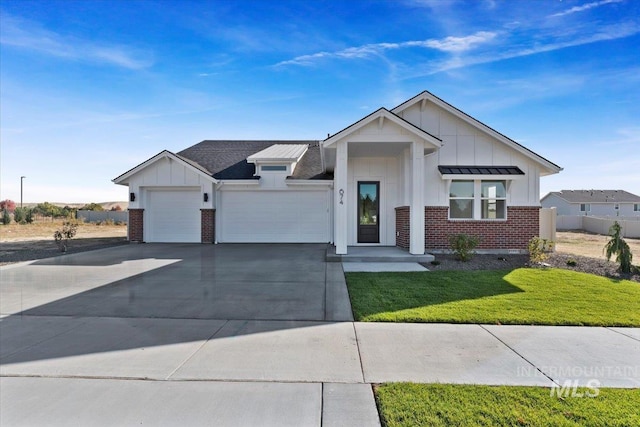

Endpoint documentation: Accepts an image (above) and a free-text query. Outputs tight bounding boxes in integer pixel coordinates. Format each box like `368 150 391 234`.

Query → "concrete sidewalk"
2 316 639 426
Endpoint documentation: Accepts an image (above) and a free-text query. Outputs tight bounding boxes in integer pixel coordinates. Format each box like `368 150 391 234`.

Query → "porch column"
410 140 425 254
334 140 348 254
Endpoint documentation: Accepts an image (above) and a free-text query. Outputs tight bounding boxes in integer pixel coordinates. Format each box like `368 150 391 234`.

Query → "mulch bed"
422 253 639 283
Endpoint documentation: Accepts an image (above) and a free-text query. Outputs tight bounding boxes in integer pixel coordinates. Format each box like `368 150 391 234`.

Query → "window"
634 204 640 212
481 181 506 219
261 165 287 172
449 180 506 220
449 180 474 219
614 203 619 210
580 203 590 212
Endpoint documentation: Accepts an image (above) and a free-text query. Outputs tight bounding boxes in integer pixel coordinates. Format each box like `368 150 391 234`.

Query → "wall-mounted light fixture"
203 193 209 202
130 192 136 202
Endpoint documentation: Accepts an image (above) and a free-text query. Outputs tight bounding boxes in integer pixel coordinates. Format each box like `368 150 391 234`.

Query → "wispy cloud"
0 14 153 69
413 21 640 76
275 31 496 67
549 0 624 18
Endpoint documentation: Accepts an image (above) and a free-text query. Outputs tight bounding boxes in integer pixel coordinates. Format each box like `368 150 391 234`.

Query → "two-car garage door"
219 190 331 243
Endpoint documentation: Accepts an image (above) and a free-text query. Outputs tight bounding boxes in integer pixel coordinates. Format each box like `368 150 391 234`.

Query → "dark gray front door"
357 181 380 243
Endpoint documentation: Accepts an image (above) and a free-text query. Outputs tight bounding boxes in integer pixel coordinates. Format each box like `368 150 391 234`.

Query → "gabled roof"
247 144 308 163
178 140 331 180
542 190 640 204
323 108 442 148
391 91 562 175
112 150 216 185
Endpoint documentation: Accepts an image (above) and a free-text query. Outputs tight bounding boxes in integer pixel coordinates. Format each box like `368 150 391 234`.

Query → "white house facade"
113 91 562 254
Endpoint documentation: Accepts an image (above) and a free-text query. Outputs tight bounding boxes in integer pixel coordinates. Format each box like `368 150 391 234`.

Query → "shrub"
103 218 115 226
604 221 633 274
1 209 11 225
448 234 480 262
13 207 26 223
528 237 554 264
54 221 79 253
566 259 577 267
80 202 104 211
0 199 16 213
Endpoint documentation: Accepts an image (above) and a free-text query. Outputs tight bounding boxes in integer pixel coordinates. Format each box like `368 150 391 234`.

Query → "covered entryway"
145 188 201 242
219 190 331 243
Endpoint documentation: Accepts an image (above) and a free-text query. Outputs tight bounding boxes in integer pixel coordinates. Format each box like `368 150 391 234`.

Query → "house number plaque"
339 189 344 204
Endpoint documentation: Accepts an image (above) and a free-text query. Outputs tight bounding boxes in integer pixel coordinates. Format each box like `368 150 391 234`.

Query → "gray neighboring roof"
177 140 332 180
544 190 640 204
438 165 524 175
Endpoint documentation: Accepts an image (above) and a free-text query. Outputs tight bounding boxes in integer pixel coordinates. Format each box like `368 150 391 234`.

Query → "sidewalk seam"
352 323 366 384
478 325 559 387
164 320 229 380
604 327 640 342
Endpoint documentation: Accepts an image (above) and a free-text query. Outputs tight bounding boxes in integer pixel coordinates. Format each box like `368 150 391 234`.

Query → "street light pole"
20 176 26 208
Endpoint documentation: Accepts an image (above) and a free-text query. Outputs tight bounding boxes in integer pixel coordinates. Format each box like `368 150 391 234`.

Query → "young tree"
0 199 16 213
604 221 633 274
1 209 11 225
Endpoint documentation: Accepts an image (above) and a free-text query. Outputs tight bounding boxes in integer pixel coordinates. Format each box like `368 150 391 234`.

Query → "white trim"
216 180 261 188
440 173 525 181
286 180 334 187
113 150 217 185
323 108 441 149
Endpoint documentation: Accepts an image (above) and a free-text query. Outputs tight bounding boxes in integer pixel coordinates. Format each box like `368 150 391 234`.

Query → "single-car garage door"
145 189 201 243
220 190 330 243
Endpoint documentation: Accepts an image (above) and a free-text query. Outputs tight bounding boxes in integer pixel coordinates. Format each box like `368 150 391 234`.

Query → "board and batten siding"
398 102 542 207
126 156 215 211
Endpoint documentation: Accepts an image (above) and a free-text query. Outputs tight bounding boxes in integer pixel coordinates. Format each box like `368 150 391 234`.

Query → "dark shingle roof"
547 190 640 204
177 140 332 180
438 165 524 175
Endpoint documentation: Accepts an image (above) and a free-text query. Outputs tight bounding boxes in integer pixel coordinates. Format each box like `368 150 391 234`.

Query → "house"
113 90 562 254
541 190 640 217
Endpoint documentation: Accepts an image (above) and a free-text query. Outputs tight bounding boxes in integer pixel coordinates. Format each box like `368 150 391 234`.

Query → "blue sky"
1 0 639 203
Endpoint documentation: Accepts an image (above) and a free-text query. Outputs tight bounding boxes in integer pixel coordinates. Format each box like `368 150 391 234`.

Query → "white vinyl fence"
76 210 128 224
557 215 640 238
539 208 556 242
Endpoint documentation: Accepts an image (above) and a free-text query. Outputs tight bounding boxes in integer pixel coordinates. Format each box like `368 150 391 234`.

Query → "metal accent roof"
247 144 308 162
544 190 640 204
438 165 525 175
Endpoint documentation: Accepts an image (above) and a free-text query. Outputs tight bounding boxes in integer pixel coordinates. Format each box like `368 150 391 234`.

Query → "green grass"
375 383 640 427
346 268 640 326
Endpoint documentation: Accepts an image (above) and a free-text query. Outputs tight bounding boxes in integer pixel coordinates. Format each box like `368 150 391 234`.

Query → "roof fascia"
113 150 217 185
391 91 562 174
323 108 441 148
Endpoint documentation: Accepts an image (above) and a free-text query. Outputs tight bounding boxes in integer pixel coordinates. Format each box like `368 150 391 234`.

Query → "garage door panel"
221 191 330 243
146 190 200 243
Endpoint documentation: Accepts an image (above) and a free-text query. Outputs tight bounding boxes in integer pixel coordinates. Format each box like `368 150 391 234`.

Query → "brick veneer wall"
201 209 216 243
425 206 540 250
395 206 410 249
128 209 144 242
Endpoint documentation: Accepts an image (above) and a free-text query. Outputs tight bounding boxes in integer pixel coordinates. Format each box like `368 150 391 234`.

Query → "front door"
357 181 380 243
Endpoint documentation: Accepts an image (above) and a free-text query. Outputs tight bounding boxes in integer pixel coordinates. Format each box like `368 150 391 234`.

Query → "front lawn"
375 383 640 427
346 268 640 326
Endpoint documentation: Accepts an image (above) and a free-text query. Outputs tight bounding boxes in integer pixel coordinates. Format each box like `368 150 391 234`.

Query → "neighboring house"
541 190 640 217
113 90 562 254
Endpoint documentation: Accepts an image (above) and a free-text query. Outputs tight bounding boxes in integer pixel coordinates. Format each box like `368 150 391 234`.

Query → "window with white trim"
449 180 506 220
614 203 619 210
580 203 590 212
634 203 640 212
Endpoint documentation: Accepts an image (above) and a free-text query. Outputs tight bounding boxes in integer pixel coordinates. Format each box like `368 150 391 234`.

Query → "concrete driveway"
0 243 352 321
2 244 639 426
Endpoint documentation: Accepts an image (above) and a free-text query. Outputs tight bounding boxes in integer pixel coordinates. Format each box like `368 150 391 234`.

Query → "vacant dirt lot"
555 231 640 260
0 221 127 265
